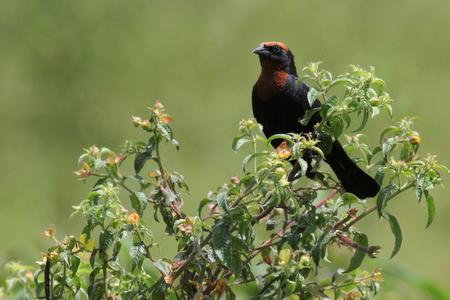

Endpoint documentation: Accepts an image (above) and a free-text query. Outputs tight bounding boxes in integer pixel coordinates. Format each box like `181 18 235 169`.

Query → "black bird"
252 41 380 199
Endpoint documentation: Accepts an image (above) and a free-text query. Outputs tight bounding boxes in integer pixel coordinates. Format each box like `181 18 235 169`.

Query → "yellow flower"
128 211 141 225
277 141 292 160
409 134 421 145
132 116 151 129
74 163 91 178
48 251 59 261
278 149 292 160
372 268 383 282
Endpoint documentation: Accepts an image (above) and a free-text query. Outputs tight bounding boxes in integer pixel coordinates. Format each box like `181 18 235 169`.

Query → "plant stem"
341 182 414 230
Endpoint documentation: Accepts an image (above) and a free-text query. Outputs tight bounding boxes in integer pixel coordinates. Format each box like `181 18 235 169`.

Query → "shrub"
3 63 447 299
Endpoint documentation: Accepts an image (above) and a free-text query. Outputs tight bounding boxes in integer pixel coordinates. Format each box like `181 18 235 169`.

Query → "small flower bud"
274 167 286 178
409 134 421 145
230 176 240 184
164 274 174 286
372 268 383 282
43 226 56 238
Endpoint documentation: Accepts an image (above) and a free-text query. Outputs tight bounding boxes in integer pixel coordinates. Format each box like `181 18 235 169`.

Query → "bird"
251 41 380 199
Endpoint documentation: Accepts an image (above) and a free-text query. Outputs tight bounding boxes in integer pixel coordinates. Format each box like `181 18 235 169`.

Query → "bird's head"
252 41 297 75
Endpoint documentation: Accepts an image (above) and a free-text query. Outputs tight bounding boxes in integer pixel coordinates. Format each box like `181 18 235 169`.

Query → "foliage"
3 64 448 299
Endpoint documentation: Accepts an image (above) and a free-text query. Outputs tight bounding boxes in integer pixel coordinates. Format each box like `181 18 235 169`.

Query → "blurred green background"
1 0 449 299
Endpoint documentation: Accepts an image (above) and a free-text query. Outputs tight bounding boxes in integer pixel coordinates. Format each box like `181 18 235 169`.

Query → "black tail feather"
325 141 380 199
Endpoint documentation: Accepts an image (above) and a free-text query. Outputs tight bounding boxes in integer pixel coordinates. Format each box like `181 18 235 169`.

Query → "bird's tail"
326 141 380 199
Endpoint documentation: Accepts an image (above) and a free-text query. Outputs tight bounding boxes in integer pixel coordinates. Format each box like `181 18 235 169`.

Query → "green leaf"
99 230 114 249
376 184 397 218
89 249 97 268
212 222 231 250
425 192 436 228
307 87 320 107
341 193 359 205
216 191 228 211
242 151 269 172
266 134 293 144
134 149 151 174
129 245 145 271
71 255 81 275
151 280 168 300
353 109 369 132
198 198 212 217
379 126 400 144
223 236 245 274
383 212 402 258
312 231 334 267
300 108 320 126
298 158 308 177
153 259 172 275
130 192 147 216
232 135 251 152
157 123 174 141
344 232 368 273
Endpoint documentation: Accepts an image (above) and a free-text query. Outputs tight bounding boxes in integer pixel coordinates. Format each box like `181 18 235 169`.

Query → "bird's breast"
255 70 290 100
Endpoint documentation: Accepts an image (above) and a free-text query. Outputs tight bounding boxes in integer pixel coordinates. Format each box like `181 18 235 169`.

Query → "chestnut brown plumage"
252 41 380 199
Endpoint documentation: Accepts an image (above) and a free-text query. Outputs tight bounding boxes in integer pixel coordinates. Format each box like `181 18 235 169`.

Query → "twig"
315 189 337 208
341 183 414 231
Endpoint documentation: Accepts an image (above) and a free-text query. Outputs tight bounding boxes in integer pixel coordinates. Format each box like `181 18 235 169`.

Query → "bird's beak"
252 45 268 55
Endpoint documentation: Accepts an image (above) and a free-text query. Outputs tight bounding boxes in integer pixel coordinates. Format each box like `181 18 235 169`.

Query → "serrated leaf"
99 230 113 249
130 192 147 216
157 123 173 141
212 222 231 250
216 191 228 211
129 245 145 271
151 280 168 300
344 233 368 273
425 192 436 228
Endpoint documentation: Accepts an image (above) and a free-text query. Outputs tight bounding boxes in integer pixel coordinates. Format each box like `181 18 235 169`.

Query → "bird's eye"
271 45 281 54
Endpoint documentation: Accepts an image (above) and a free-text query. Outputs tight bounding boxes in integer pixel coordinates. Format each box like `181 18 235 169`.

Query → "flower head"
128 211 140 225
43 226 56 238
409 134 421 145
